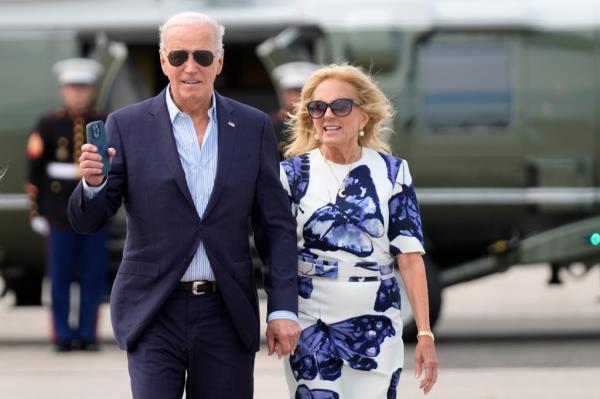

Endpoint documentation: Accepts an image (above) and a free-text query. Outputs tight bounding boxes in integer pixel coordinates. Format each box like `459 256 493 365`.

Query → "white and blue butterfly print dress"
280 147 425 399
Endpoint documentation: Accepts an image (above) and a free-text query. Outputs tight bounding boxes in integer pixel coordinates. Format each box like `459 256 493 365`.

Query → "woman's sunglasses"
306 98 361 119
167 50 216 67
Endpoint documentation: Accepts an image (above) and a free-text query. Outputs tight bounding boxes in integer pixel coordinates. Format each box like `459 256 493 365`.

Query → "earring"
314 134 319 140
359 130 365 137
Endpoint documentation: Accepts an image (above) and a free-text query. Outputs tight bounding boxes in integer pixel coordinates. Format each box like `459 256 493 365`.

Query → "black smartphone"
85 120 110 175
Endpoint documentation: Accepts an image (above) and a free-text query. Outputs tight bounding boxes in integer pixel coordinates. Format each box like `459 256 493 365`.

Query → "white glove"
31 216 49 236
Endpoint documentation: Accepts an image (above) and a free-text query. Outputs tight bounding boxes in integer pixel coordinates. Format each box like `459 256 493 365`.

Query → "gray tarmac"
1 264 599 399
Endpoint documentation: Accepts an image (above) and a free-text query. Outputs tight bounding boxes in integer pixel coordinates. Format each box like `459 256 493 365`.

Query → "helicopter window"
417 39 512 131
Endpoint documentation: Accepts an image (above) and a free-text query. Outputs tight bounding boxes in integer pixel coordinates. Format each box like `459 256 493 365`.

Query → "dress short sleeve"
280 159 302 216
279 163 292 197
387 160 425 255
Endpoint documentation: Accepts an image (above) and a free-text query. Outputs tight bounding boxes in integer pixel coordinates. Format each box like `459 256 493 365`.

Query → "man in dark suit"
68 12 300 399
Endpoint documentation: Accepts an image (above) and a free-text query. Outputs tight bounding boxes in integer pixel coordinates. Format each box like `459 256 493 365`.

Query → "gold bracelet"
417 331 435 342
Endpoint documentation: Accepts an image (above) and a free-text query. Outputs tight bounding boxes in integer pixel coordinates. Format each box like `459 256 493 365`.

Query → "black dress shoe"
78 341 100 351
54 341 73 352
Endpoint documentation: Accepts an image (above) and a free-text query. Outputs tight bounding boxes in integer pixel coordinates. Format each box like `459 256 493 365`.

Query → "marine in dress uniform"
26 58 107 352
270 61 318 157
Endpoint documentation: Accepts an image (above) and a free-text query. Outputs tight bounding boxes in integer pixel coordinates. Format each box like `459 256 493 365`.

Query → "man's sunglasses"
306 98 361 119
166 50 216 67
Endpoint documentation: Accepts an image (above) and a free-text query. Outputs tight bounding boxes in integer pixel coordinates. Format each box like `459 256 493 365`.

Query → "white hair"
159 12 225 51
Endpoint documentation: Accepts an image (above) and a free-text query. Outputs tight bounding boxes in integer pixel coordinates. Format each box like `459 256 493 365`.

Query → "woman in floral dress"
280 64 438 399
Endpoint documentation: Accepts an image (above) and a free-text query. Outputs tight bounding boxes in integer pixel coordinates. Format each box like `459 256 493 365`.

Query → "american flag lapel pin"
228 121 235 127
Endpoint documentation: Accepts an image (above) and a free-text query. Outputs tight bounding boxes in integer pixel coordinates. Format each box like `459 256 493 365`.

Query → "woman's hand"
396 252 439 394
414 335 438 394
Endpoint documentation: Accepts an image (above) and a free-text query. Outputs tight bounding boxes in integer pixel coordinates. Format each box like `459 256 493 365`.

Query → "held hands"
414 335 438 394
266 319 301 358
78 144 116 187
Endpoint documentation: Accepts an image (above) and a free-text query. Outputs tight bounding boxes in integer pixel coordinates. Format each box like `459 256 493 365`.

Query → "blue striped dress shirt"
165 88 218 282
168 89 296 321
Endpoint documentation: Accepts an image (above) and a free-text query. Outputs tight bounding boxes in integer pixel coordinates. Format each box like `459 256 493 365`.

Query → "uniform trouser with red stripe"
48 227 107 343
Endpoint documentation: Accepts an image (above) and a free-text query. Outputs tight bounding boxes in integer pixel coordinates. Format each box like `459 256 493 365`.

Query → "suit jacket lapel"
202 93 236 218
148 89 197 213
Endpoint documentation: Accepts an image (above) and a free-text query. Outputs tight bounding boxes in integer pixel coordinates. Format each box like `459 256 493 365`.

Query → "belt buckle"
192 281 207 296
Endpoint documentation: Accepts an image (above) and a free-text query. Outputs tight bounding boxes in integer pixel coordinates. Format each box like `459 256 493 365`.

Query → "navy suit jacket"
68 89 298 351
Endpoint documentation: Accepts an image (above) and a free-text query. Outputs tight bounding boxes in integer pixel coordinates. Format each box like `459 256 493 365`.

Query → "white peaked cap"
272 61 319 90
53 58 103 85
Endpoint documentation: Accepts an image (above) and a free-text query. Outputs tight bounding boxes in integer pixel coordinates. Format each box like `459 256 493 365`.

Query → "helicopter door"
396 32 526 251
405 32 524 189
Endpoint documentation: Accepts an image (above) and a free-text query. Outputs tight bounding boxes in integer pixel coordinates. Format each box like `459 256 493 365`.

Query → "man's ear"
216 49 224 75
159 49 169 76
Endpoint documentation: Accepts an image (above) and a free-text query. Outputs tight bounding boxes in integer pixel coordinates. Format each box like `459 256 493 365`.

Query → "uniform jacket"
68 89 298 351
27 107 105 228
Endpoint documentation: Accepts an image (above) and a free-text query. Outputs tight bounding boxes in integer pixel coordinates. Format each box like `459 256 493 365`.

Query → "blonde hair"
284 63 394 158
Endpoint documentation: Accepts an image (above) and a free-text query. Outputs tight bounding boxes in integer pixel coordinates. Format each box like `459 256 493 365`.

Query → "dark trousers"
127 289 255 399
48 227 107 343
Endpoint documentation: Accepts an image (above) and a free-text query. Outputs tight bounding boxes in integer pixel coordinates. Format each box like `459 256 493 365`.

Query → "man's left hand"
265 319 301 358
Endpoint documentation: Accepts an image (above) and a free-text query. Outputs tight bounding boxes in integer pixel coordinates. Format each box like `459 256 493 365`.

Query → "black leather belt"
177 280 217 296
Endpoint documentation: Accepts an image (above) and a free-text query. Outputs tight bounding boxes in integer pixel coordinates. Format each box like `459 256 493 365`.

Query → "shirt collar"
165 85 217 123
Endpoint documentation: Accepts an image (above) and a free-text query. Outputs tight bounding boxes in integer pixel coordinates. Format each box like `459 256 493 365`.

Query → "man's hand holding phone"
80 121 116 187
